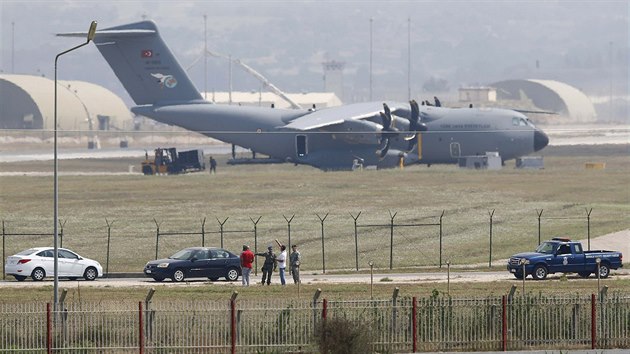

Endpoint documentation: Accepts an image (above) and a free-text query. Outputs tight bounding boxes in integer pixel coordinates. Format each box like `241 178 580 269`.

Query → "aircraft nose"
534 129 549 151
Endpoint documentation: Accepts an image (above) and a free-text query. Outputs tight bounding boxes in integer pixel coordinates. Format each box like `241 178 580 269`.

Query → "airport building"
491 79 597 123
0 74 133 131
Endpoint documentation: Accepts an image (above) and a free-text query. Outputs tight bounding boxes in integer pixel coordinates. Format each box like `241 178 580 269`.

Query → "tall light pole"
53 20 97 310
204 14 207 100
369 18 373 101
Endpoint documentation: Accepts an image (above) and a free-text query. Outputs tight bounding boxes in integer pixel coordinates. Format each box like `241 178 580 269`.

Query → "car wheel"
225 267 239 282
598 264 610 278
31 267 46 281
513 272 524 280
172 269 185 282
532 265 548 280
14 275 27 282
83 267 98 281
578 271 591 278
208 277 219 281
153 277 165 282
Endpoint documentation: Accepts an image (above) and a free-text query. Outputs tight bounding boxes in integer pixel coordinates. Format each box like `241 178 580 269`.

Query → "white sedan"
5 247 103 281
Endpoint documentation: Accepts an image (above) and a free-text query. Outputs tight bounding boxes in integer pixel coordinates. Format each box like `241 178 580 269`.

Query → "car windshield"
535 242 556 254
169 249 195 260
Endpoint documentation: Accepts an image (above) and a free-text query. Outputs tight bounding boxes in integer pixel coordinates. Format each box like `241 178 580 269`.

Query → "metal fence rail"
1 295 629 352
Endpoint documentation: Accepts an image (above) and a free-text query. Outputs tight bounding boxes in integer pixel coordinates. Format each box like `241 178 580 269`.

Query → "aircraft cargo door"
296 135 308 157
449 142 461 158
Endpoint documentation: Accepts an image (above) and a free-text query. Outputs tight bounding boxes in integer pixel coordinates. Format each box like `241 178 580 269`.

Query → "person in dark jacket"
255 246 276 285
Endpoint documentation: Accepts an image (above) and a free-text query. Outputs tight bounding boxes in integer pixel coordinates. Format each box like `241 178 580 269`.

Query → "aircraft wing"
282 102 408 131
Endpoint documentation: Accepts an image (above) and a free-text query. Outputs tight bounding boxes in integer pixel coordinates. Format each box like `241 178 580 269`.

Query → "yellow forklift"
141 148 206 175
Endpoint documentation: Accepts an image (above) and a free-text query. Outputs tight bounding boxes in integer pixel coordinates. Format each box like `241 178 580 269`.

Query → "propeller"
376 103 398 158
404 100 427 152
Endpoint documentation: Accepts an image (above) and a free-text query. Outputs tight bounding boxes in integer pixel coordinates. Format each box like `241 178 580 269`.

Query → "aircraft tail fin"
60 21 202 105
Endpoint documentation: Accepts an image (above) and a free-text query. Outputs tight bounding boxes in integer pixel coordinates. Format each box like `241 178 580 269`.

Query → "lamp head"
87 21 98 42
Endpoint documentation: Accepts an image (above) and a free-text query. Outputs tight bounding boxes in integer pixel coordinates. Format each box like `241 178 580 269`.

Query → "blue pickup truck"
507 238 623 280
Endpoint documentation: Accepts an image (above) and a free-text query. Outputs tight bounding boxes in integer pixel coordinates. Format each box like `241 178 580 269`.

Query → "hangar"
491 79 597 123
0 74 132 130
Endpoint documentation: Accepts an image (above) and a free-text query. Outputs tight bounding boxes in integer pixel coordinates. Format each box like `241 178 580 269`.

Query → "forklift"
141 148 206 175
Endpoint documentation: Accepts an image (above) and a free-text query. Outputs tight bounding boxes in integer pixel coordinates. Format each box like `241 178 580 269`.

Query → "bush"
315 317 373 354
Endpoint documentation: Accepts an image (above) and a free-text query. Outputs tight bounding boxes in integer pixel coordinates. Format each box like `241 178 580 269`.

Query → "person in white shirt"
275 239 287 286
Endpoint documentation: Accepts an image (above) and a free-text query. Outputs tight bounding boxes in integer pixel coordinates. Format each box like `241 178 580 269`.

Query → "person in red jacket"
240 245 254 286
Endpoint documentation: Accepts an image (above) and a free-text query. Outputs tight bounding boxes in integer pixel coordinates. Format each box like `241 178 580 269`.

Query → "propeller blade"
376 137 391 158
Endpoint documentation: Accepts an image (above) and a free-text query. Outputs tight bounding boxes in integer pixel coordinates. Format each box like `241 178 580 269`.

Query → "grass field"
1 144 629 275
0 277 627 304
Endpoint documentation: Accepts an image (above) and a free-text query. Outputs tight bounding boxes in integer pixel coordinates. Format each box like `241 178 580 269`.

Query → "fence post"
312 288 322 332
439 210 444 268
201 217 206 247
389 210 397 270
105 219 114 277
536 209 543 246
591 293 596 349
350 212 361 271
585 208 592 250
230 291 239 354
47 302 52 354
145 288 155 342
2 220 5 280
139 301 144 354
250 216 262 276
392 287 399 347
489 209 495 268
59 289 68 344
283 214 295 251
502 295 507 351
59 219 65 248
412 296 417 353
217 217 229 249
322 298 327 320
153 219 160 260
316 213 329 273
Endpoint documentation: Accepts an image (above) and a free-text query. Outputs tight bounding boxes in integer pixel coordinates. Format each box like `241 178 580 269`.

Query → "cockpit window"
512 117 534 127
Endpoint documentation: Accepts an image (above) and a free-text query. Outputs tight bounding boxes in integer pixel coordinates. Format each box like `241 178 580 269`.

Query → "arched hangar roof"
0 74 132 130
491 79 596 123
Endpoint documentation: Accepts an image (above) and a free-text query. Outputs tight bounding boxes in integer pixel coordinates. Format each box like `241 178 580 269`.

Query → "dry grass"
1 144 628 275
0 277 627 304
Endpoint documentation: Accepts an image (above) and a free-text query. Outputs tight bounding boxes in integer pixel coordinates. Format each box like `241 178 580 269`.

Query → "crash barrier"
1 293 629 352
1 208 600 278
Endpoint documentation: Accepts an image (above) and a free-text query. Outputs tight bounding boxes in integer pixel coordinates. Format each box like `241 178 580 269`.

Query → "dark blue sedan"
144 247 241 282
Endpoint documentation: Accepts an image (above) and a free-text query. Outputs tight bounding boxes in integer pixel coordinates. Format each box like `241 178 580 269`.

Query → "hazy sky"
1 1 628 105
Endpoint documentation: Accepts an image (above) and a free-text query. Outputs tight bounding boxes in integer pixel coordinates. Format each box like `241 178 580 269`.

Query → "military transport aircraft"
60 20 549 171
